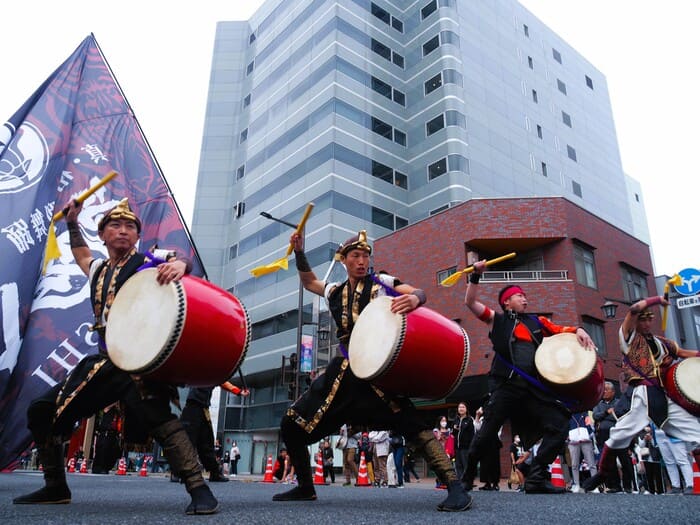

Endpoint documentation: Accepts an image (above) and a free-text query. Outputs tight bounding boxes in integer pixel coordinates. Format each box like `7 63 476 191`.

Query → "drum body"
106 268 250 386
348 296 470 399
665 357 700 417
534 332 604 412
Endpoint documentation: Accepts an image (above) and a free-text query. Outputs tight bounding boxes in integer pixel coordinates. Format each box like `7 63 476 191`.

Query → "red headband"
499 285 525 306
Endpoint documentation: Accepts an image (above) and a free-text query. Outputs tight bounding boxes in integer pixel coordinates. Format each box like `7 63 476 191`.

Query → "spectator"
273 448 288 481
509 435 529 492
433 416 454 489
322 439 335 484
404 447 420 483
339 425 358 486
453 402 475 481
370 430 391 487
230 441 241 478
637 426 664 494
389 430 406 488
567 412 597 493
357 431 375 485
655 427 694 495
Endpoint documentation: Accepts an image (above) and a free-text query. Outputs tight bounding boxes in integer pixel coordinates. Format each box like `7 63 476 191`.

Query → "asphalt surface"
2 470 699 524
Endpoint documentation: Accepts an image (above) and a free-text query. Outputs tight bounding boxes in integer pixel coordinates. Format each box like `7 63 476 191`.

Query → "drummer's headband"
638 309 655 320
499 285 525 307
98 198 142 233
335 230 372 260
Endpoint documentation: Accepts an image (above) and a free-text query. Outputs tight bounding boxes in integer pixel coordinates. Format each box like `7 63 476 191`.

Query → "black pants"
180 402 218 473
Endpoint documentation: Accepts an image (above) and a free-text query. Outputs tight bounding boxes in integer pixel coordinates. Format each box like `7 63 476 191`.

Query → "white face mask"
440 421 447 428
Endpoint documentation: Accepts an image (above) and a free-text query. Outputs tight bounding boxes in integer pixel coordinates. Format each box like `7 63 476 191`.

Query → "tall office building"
191 0 648 471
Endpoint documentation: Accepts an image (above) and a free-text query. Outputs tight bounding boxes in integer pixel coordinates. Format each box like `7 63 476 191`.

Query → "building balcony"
480 269 569 282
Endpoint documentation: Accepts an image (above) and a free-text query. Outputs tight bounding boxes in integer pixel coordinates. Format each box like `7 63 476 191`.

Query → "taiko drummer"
14 199 219 515
463 259 596 494
273 230 472 512
583 295 700 493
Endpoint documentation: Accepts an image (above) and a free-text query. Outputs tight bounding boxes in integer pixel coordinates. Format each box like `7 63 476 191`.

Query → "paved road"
2 470 699 524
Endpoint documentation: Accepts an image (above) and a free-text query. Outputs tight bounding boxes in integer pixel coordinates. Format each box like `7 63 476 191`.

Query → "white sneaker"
570 484 580 493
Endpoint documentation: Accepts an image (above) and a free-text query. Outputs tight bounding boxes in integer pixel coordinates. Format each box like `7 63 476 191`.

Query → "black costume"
14 249 214 513
591 394 634 491
463 311 572 493
275 272 470 510
452 414 474 480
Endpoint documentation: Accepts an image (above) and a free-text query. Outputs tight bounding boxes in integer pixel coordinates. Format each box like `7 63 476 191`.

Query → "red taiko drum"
348 296 470 399
106 268 250 386
535 332 604 412
665 357 700 417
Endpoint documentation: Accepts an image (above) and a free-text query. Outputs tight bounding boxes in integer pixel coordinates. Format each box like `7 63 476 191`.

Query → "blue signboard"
673 268 700 296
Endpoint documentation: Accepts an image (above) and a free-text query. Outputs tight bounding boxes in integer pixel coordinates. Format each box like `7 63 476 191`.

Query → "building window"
541 161 548 177
423 35 440 56
371 2 391 24
240 128 248 143
394 171 408 189
621 266 649 303
243 94 251 108
425 73 442 95
437 266 457 285
428 158 447 180
562 111 572 127
574 243 597 289
528 56 534 69
371 38 391 60
585 75 594 89
557 79 567 95
228 244 238 260
393 129 406 146
372 160 393 183
567 145 577 162
552 48 562 64
371 117 392 139
371 76 392 99
572 180 582 197
426 114 445 136
582 318 606 357
421 0 437 19
392 89 406 106
246 61 254 75
392 52 404 68
371 206 394 229
430 204 449 215
532 89 538 103
236 165 245 180
523 24 529 37
395 216 408 229
249 33 256 44
391 17 403 32
536 124 543 139
234 201 246 219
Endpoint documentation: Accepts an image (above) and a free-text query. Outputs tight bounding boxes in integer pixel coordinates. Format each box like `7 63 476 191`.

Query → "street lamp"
259 210 305 400
600 300 618 320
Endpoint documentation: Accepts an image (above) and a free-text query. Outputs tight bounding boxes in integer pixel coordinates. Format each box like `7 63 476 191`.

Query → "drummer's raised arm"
291 232 325 296
64 199 93 276
464 260 493 324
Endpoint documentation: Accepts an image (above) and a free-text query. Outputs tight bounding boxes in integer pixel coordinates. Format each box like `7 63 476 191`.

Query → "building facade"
190 0 649 473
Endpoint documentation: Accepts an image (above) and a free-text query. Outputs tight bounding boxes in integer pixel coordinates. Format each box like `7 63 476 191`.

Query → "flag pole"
90 33 208 281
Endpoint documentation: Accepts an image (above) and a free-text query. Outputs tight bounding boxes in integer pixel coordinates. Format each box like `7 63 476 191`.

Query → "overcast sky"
2 1 698 278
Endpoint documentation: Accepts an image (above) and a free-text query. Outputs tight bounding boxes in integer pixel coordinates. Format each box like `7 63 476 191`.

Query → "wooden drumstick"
440 252 516 287
53 170 118 221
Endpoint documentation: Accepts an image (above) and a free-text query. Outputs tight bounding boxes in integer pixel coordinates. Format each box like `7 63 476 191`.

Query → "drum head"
535 332 596 384
348 296 403 380
106 268 182 372
675 357 700 404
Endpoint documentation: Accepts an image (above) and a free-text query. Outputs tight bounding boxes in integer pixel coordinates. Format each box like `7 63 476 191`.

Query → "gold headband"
98 198 141 232
335 230 372 261
638 309 655 320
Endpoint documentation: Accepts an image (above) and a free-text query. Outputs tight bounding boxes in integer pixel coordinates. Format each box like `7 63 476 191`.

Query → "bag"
568 426 590 443
508 465 520 485
235 453 241 461
336 435 347 449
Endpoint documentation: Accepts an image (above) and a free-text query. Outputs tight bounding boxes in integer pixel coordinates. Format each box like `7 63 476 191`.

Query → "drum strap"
494 353 577 409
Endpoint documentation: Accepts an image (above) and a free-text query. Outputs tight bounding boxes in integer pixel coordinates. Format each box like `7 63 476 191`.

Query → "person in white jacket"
370 430 391 487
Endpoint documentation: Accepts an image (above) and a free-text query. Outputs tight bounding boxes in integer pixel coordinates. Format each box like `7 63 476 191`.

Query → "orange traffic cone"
692 456 700 495
116 456 127 476
355 451 371 487
262 455 274 483
67 458 76 473
549 456 565 489
313 452 326 485
79 458 88 473
139 459 148 477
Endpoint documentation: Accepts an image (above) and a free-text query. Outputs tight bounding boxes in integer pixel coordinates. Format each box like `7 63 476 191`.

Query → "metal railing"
480 269 569 282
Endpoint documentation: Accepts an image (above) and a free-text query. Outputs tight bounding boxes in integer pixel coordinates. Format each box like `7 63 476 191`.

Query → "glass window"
621 266 649 303
425 73 443 95
552 48 562 64
572 180 582 197
567 145 577 162
586 75 594 89
523 24 529 37
532 89 538 103
394 171 408 189
372 160 393 183
240 128 248 143
528 56 534 69
428 158 447 180
236 165 245 180
562 111 572 127
541 161 548 177
371 76 392 99
393 129 406 146
430 204 449 215
421 0 437 19
371 38 391 60
228 244 238 260
557 79 567 95
423 35 440 56
246 61 254 75
243 94 251 108
395 216 408 229
371 117 392 139
371 2 390 24
437 267 457 285
392 52 404 68
582 318 606 357
574 243 597 289
249 33 256 44
536 124 543 139
371 206 394 229
391 17 403 32
426 114 445 136
392 89 405 106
